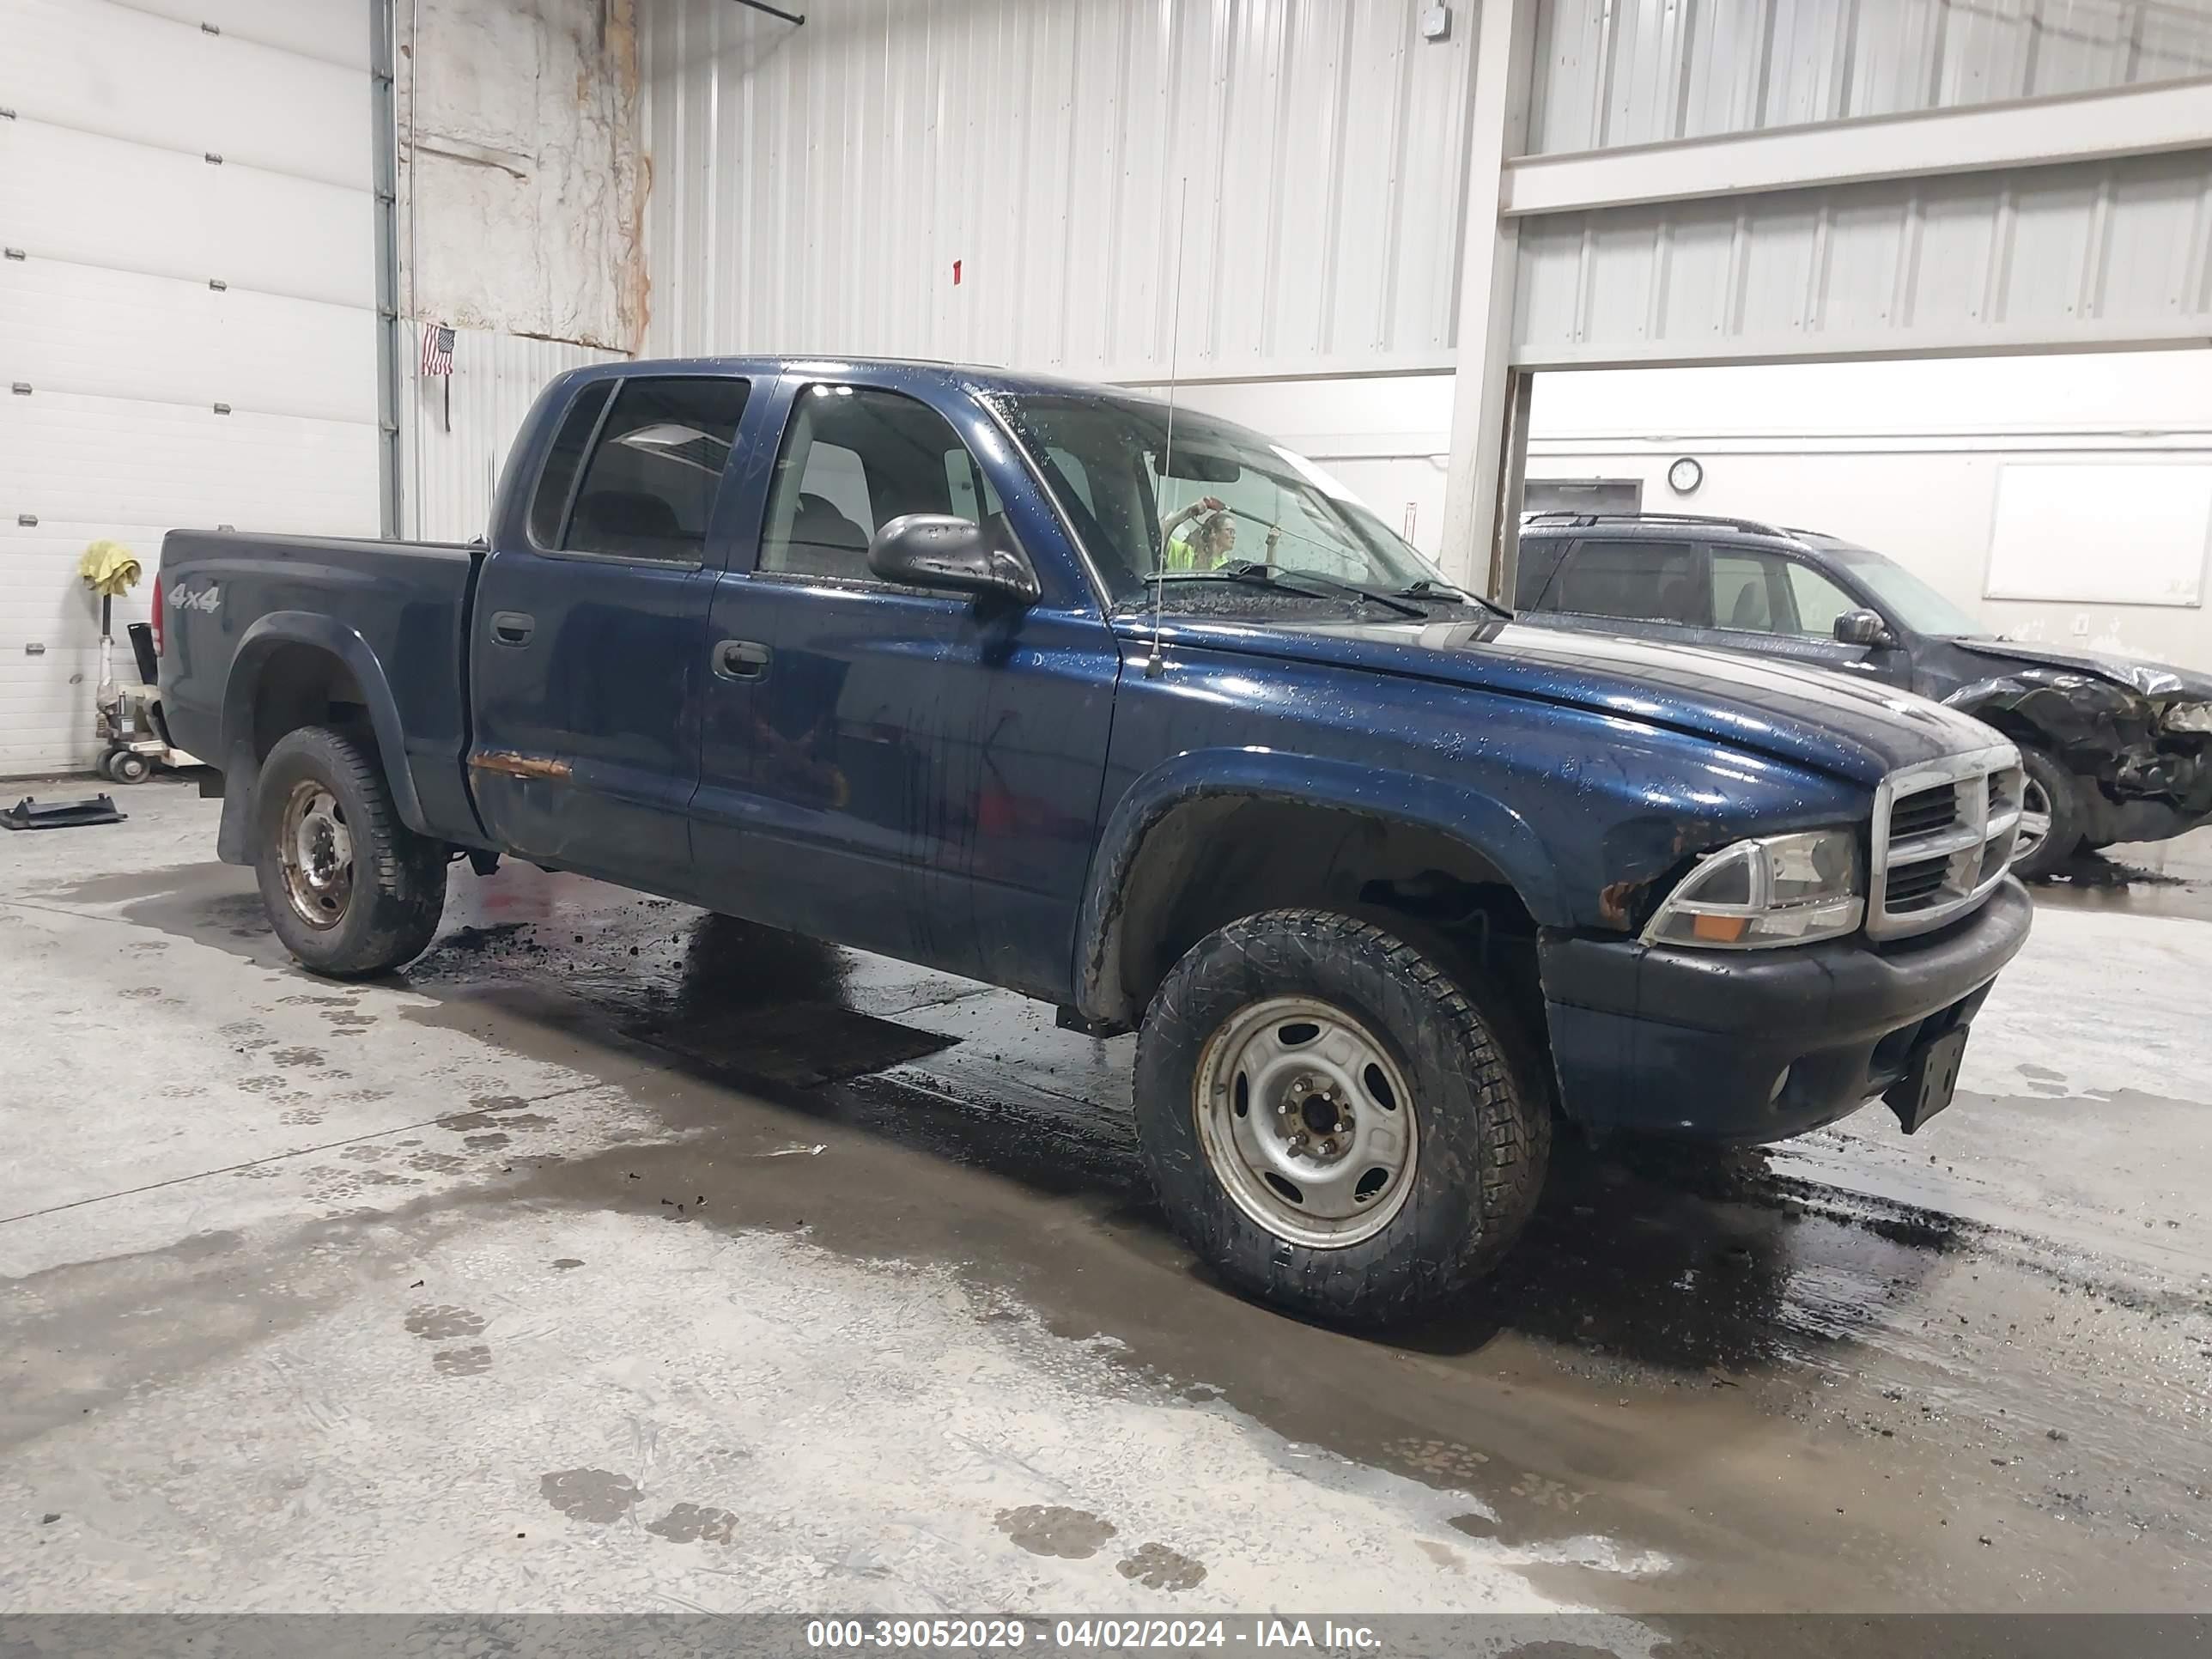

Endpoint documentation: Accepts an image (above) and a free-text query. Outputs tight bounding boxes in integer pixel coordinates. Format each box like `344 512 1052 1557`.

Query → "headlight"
1641 830 1864 950
2163 701 2212 735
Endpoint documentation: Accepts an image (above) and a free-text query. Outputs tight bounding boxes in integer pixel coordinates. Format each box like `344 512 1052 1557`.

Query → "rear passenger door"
468 374 752 895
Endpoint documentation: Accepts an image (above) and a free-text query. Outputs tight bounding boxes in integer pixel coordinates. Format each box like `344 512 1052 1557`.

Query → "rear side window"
561 377 752 564
1512 538 1570 609
527 381 613 547
1552 539 1705 625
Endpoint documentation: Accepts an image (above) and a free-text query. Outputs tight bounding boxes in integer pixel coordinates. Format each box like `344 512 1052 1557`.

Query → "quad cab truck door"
692 369 1122 1000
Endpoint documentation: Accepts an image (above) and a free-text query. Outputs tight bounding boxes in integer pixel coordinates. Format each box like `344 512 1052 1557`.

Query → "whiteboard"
1984 464 2212 607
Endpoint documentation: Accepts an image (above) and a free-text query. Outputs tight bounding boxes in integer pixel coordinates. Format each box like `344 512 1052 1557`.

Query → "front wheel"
252 725 447 976
1133 909 1549 1327
2009 745 2081 881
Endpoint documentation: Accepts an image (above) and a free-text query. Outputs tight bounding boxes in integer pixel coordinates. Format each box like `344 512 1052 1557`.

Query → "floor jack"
96 616 201 785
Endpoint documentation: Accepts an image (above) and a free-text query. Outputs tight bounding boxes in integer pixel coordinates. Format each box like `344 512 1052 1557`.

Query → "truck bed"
158 529 486 849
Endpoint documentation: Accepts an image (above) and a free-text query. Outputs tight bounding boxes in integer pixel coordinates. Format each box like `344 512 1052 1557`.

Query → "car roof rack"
1518 510 1798 539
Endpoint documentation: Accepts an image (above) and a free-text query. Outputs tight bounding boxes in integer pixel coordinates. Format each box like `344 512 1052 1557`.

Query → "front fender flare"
1071 748 1565 1024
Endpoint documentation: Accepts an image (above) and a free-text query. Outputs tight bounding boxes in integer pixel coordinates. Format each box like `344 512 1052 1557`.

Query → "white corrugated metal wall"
1502 1 2212 368
0 0 382 775
642 0 1476 380
642 0 2212 379
1526 0 2212 153
1510 148 2212 367
401 330 625 544
394 0 643 543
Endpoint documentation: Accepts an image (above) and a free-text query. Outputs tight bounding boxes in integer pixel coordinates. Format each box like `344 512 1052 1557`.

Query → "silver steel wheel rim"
278 781 354 931
2014 776 2053 863
1193 995 1419 1250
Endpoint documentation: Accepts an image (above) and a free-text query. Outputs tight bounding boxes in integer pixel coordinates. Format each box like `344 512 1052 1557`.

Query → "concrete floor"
3 778 2209 1626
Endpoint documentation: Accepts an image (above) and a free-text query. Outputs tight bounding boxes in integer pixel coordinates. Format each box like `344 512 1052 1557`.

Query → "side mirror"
866 514 1041 604
1833 609 1893 647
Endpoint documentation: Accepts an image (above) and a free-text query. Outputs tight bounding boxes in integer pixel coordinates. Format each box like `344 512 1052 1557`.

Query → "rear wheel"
252 725 447 976
2009 745 2081 881
1133 909 1548 1327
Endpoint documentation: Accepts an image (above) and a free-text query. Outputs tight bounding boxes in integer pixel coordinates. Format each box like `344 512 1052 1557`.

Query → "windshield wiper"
1207 562 1427 619
1123 565 1355 612
1395 577 1511 619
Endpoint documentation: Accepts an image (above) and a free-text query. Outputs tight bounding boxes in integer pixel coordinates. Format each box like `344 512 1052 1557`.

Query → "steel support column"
370 0 404 538
1437 0 1539 596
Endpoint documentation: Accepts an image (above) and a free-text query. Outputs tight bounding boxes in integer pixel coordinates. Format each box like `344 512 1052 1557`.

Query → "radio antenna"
1145 174 1190 681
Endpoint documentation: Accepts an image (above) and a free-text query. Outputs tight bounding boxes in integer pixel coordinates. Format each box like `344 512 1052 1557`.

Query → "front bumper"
1538 878 2033 1144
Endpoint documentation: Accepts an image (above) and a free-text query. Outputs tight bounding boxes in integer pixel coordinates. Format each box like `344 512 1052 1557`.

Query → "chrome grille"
1888 785 1959 842
1885 859 1949 910
1869 744 2024 940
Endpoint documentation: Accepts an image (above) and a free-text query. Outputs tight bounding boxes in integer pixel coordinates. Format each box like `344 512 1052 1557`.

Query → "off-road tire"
1133 909 1550 1327
253 724 447 976
2011 744 2081 882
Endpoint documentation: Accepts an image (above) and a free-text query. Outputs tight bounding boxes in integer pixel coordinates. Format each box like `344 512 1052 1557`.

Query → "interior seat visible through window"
759 385 1006 581
549 376 751 564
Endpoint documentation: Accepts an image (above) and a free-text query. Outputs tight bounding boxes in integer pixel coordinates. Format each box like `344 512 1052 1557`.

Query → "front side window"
759 386 1004 580
1784 561 1863 636
562 377 751 564
1553 539 1704 625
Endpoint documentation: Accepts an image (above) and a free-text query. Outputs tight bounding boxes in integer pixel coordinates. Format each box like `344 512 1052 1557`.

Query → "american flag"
419 322 455 378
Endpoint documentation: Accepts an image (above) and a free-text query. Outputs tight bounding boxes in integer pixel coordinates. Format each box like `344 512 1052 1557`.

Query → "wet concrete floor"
3 783 2208 1621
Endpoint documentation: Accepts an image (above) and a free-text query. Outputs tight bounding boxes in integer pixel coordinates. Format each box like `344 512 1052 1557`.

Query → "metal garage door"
0 0 380 776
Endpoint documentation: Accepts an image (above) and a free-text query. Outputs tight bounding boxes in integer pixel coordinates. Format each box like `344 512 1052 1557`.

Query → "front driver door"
691 376 1119 998
1698 547 1900 683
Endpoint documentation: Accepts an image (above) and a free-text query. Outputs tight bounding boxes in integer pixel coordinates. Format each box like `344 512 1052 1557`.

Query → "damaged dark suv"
1515 512 2212 878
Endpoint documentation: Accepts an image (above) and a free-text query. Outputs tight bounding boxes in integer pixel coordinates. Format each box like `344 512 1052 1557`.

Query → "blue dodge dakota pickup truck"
159 356 2033 1323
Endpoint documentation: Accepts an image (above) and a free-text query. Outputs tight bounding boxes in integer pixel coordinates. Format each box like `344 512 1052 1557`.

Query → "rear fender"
214 613 423 865
1072 748 1564 1025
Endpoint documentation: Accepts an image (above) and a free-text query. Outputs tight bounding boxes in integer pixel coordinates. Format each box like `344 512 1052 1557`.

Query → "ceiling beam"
723 0 804 25
1501 76 2212 219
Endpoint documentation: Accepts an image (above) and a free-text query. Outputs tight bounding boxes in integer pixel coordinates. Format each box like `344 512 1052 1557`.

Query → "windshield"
1822 543 1992 638
994 394 1447 611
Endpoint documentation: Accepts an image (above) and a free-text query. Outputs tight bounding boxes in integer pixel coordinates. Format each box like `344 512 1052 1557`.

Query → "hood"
1133 615 2003 787
1948 638 2212 702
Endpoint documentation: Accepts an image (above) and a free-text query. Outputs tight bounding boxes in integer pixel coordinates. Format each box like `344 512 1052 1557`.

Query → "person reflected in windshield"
1162 497 1280 573
997 391 1477 613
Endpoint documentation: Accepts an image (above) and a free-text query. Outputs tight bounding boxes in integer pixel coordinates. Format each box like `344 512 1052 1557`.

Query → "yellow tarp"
77 540 142 598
